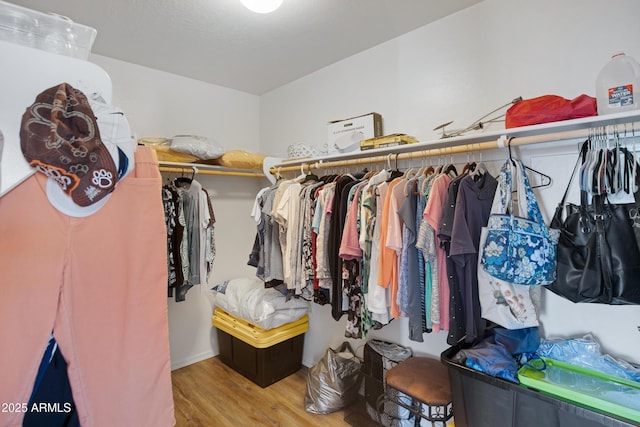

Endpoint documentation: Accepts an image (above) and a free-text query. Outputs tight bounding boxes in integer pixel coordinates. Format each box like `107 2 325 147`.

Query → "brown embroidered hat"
20 83 117 207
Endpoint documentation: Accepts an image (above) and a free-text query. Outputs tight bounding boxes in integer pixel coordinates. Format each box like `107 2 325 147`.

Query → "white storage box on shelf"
0 0 97 60
327 112 382 154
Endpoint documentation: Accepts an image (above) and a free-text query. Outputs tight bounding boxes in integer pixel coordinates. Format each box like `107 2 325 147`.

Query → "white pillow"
169 135 224 160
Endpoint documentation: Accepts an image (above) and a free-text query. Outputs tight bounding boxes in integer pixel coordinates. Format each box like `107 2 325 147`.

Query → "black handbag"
547 142 640 304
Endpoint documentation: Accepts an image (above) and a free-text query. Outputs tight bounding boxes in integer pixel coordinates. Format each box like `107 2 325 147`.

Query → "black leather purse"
547 142 640 304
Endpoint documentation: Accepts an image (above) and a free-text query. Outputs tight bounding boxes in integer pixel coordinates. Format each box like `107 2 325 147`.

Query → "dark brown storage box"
213 308 307 388
217 329 304 388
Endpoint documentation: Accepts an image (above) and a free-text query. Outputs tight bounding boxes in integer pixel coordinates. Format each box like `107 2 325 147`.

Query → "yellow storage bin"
212 308 309 349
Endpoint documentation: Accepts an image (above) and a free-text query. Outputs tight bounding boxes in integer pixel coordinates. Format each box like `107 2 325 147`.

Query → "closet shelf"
158 161 266 178
270 110 640 174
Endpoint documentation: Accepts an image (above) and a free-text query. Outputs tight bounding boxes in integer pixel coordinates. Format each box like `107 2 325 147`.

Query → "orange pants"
0 147 175 427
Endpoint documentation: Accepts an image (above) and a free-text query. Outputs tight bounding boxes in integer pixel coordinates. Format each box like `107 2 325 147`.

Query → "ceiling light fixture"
240 0 283 14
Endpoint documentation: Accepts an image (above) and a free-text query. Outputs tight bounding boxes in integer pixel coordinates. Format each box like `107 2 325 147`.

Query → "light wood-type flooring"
171 356 377 427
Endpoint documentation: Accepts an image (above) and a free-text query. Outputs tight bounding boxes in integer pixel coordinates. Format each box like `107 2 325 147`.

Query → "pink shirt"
382 179 407 318
339 185 364 260
423 173 452 332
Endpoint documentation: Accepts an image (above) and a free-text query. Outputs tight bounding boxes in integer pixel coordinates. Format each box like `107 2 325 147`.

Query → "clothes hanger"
173 166 196 185
469 162 487 181
467 144 487 181
578 134 590 192
507 137 552 189
460 150 475 175
610 129 621 193
403 167 416 179
301 164 319 183
588 129 606 194
461 161 476 175
444 163 458 176
387 153 404 181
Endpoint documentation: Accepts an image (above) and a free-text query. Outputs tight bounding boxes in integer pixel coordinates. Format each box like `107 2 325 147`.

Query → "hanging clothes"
413 174 429 334
340 183 366 338
252 183 285 288
328 174 358 320
376 176 404 315
416 170 439 333
163 177 217 301
384 176 408 318
449 172 498 343
248 164 500 344
437 173 467 345
162 185 184 294
367 179 391 328
423 172 454 333
398 178 422 341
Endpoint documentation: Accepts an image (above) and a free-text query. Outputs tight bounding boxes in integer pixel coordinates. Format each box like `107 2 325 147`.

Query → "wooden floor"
171 356 377 427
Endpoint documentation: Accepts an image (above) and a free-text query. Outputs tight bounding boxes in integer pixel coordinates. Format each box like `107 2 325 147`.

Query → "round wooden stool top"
385 357 452 406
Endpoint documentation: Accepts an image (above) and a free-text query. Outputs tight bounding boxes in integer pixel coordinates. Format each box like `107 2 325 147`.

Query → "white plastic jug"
596 52 640 115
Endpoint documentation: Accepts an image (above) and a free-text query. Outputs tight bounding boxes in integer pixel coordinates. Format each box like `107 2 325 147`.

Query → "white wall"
261 0 640 367
90 55 268 369
86 0 640 372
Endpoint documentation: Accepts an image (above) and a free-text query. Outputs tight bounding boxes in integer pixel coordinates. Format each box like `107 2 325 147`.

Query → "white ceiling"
7 0 483 95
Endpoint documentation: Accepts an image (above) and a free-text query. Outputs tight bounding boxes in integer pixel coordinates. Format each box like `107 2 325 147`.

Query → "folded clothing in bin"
519 358 640 424
442 344 638 427
210 277 309 330
212 308 309 387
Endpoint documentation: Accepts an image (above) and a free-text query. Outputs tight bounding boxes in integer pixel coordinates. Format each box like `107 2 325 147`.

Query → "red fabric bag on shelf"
505 94 597 128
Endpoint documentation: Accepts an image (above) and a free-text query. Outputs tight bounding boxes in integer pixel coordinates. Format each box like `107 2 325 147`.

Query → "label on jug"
608 84 634 107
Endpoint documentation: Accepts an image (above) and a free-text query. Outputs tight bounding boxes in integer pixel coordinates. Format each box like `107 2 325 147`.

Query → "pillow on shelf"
206 149 266 170
138 137 199 163
169 135 225 160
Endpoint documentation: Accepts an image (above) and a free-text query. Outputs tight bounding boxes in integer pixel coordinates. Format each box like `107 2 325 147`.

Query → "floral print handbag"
480 159 559 286
477 226 541 329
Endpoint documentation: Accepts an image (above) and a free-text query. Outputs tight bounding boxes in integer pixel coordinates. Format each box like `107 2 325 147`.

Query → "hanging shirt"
272 180 296 277
423 173 452 332
437 174 467 344
199 188 212 285
162 185 184 293
384 178 408 318
398 182 422 341
316 183 336 291
339 183 366 259
263 186 284 285
201 188 216 284
274 180 303 289
341 184 365 338
376 177 404 292
414 176 429 333
450 172 498 343
368 181 390 326
328 175 357 320
416 173 438 331
178 179 203 286
359 170 389 293
301 182 324 291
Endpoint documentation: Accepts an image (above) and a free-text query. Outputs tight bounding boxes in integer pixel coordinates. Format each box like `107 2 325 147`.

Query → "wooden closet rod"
158 165 265 178
269 122 640 174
